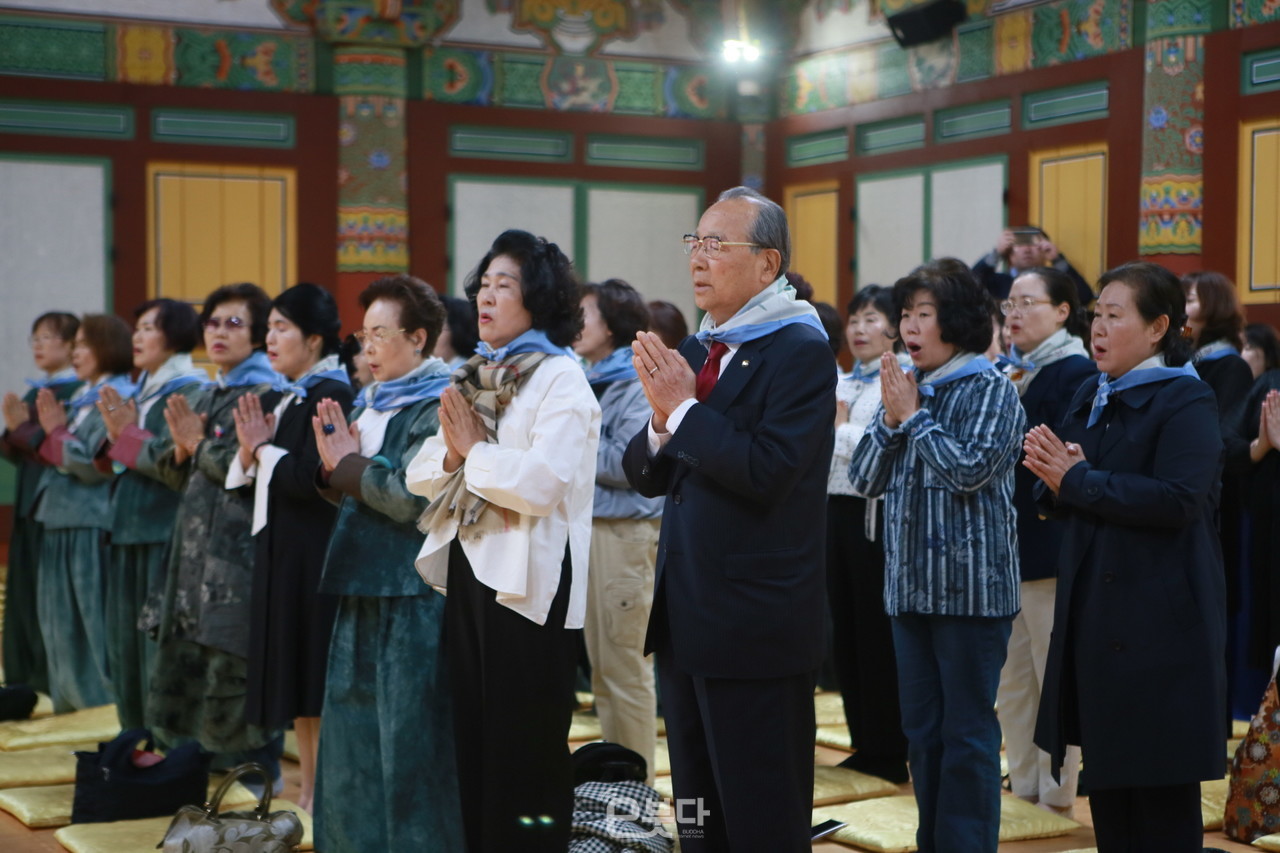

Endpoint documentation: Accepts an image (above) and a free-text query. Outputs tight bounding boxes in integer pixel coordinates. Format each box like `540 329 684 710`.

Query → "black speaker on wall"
886 0 967 48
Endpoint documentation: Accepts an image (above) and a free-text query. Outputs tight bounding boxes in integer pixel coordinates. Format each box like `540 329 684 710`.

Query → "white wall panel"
0 157 108 401
450 179 575 295
856 173 925 289
585 187 701 329
930 161 1005 266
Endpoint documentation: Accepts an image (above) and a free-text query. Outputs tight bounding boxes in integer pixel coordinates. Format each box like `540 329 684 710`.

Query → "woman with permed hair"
408 229 601 852
30 314 134 711
1026 262 1226 851
0 311 81 695
96 298 207 730
849 259 1025 852
309 274 461 850
130 283 286 786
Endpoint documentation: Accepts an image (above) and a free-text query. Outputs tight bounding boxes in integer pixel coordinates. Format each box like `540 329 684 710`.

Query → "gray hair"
716 186 790 274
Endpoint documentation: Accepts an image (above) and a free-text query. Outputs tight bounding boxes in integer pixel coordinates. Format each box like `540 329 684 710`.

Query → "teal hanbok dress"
0 369 81 692
103 355 207 729
33 376 133 712
313 359 461 853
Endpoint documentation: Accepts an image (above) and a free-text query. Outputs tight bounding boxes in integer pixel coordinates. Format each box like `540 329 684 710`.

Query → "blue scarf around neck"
917 354 996 397
356 357 452 413
584 346 637 385
26 367 80 391
1087 361 1199 428
1194 340 1239 364
70 374 138 411
474 329 572 363
694 275 826 347
215 350 278 389
270 354 351 399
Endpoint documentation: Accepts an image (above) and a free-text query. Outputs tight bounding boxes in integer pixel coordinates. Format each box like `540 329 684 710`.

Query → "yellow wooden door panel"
147 162 296 305
1240 121 1280 304
1029 143 1108 290
785 181 839 306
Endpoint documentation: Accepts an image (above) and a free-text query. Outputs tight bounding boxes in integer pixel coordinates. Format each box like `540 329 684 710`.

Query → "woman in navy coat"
996 267 1096 817
1025 262 1226 853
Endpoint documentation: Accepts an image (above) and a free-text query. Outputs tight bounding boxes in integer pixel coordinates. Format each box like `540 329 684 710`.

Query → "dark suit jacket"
1013 355 1098 581
1034 374 1226 789
623 323 835 680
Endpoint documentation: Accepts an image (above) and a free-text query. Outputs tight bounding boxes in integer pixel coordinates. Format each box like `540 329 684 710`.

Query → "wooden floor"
0 743 1261 851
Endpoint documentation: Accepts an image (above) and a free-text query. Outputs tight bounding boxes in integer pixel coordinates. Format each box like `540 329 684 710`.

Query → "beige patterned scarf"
416 351 551 543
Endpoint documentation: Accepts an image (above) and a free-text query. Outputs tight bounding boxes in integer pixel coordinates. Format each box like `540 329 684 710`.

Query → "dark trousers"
445 541 578 853
1089 783 1203 853
825 496 908 776
656 644 816 852
892 613 1012 853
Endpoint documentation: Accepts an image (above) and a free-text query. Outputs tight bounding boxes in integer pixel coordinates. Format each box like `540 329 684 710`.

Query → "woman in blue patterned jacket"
849 258 1024 853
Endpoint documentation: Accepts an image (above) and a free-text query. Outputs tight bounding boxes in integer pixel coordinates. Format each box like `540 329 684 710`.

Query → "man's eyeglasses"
682 234 762 257
353 327 405 346
28 334 62 346
999 297 1053 316
203 316 247 331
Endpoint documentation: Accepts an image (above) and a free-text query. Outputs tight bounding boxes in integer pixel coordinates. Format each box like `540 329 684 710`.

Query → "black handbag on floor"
71 728 210 824
0 684 38 721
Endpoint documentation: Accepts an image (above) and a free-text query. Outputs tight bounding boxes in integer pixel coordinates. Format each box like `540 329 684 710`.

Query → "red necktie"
695 341 729 402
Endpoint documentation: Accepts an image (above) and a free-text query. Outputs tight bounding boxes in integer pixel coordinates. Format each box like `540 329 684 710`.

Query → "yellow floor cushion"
810 793 1079 853
656 765 898 809
0 705 119 751
33 693 54 719
816 724 852 751
814 692 847 726
1254 833 1280 850
283 730 299 763
0 742 99 788
568 711 603 742
0 776 258 829
54 798 315 852
576 691 594 711
812 765 899 806
654 737 670 776
1235 719 1252 738
1202 777 1230 830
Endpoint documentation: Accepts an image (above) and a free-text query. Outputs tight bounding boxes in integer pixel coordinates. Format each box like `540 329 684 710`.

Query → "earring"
414 348 421 355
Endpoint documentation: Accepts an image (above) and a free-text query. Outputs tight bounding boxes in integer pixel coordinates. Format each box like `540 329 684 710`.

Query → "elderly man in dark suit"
623 186 835 852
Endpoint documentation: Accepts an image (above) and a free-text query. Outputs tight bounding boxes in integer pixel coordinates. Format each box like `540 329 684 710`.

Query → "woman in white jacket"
407 229 600 853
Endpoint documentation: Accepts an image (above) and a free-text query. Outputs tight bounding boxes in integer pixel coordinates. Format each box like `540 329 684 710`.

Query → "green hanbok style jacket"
139 378 282 753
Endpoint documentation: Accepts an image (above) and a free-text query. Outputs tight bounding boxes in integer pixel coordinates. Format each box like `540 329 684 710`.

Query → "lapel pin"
740 359 750 367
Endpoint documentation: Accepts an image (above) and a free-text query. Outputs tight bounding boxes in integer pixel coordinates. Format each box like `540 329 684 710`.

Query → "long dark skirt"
445 541 579 853
313 593 462 853
3 516 48 692
37 528 112 712
106 543 166 730
245 548 339 728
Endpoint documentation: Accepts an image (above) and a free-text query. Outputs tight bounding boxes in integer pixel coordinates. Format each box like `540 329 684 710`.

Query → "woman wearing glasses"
408 230 600 852
309 276 461 851
0 312 81 695
127 283 285 781
1025 262 1225 852
225 283 352 814
994 268 1095 818
95 298 206 730
30 314 134 711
